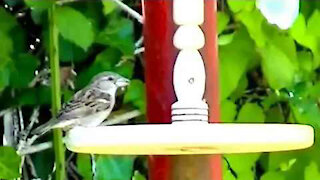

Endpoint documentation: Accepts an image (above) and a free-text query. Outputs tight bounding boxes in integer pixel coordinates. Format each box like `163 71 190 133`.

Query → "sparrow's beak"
116 77 130 87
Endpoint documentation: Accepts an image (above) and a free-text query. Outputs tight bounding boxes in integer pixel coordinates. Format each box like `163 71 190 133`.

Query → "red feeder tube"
143 0 222 180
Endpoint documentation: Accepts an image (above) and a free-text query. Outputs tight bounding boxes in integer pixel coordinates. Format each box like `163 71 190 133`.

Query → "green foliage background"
0 0 319 179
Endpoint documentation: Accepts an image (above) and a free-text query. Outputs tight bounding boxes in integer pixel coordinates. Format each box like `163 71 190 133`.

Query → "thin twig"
91 154 97 180
28 69 50 88
101 110 142 126
67 162 80 180
0 109 10 117
19 156 26 180
22 164 29 180
67 153 75 163
18 107 24 131
24 107 40 139
111 0 143 23
135 36 144 48
134 47 145 55
18 141 53 155
25 155 38 178
3 109 14 146
13 109 20 147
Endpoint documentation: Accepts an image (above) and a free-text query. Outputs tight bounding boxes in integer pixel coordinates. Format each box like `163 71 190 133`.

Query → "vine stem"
49 4 65 180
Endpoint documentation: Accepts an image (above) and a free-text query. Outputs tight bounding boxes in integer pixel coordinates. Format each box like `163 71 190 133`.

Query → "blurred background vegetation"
0 0 320 180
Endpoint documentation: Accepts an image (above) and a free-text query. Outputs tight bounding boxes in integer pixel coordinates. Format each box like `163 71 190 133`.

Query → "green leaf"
221 100 237 123
56 7 94 50
218 33 235 46
265 106 285 123
219 27 255 100
237 170 255 180
132 171 146 180
31 148 55 180
103 1 117 15
260 44 295 89
290 13 307 40
0 146 21 179
0 8 18 33
238 9 266 47
230 74 248 100
225 153 261 173
298 51 313 74
290 99 320 126
301 1 320 19
263 23 297 64
0 57 11 92
218 12 230 34
227 0 255 13
0 11 26 54
114 60 135 79
97 17 134 56
305 162 320 180
261 172 285 180
10 53 40 88
25 0 54 10
31 9 47 25
237 103 265 123
307 10 320 37
308 82 320 99
59 36 87 62
290 14 318 66
124 79 146 114
268 152 297 171
0 67 10 92
261 91 286 110
76 48 122 88
96 155 135 180
16 87 51 105
74 2 104 34
4 0 23 6
0 31 13 58
77 154 92 180
223 159 236 180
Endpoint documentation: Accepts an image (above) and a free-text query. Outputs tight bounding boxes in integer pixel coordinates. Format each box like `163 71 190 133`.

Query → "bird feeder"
64 0 314 179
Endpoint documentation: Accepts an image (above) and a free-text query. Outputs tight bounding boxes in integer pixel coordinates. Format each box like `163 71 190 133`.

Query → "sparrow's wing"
57 88 112 122
31 88 112 135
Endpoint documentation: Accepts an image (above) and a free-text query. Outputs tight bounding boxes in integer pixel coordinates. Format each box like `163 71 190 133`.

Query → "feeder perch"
64 0 314 155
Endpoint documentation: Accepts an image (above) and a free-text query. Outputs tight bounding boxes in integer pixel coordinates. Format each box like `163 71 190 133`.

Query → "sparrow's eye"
107 76 114 81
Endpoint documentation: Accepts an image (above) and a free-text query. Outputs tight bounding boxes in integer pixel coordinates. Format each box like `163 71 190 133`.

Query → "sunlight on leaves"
305 162 320 180
237 103 265 123
221 100 237 123
261 44 295 89
56 7 94 50
0 146 21 179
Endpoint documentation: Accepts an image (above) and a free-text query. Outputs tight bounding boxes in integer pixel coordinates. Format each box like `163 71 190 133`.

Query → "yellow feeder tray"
65 122 314 155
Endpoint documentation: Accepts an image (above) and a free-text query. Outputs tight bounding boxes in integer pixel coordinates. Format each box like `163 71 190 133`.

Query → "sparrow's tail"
31 119 59 136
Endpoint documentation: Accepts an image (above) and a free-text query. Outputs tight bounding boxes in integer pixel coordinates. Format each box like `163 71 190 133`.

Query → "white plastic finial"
173 0 204 25
172 0 208 122
173 25 205 50
173 50 206 102
171 50 208 122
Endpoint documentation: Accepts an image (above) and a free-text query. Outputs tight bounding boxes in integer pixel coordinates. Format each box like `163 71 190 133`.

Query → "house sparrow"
31 72 130 135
